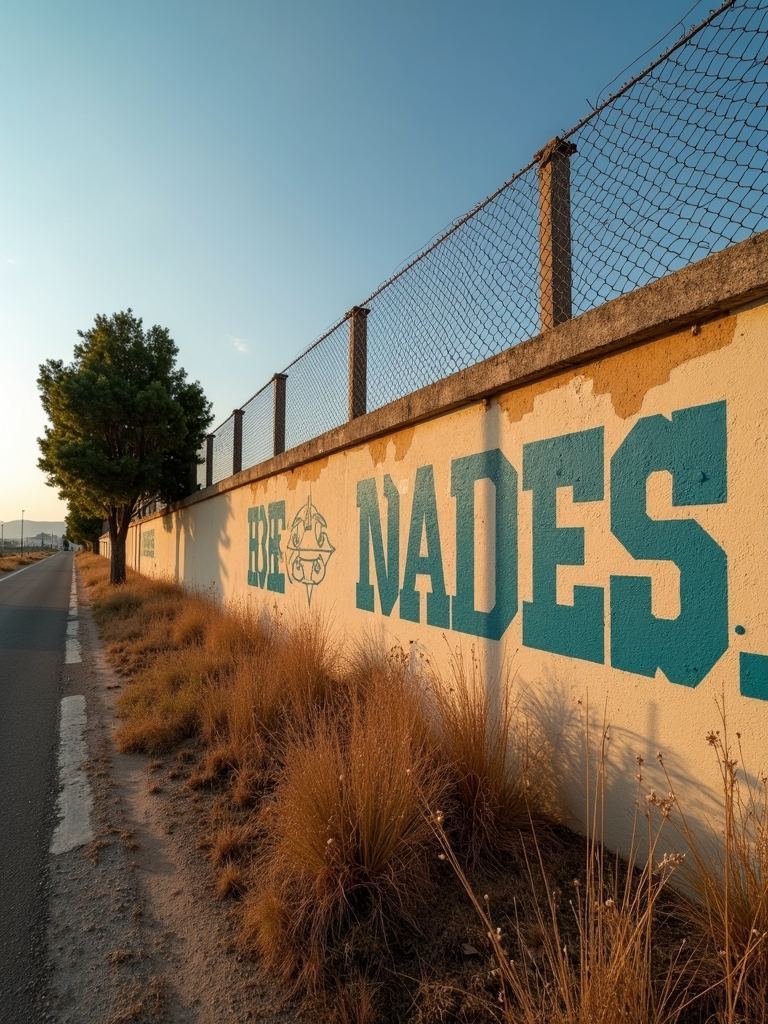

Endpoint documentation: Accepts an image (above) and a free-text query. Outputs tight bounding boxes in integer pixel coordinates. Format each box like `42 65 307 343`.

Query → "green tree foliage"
65 502 105 554
38 310 212 583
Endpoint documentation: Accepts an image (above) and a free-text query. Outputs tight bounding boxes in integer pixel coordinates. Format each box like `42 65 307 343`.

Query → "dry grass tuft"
242 668 447 994
331 971 382 1024
426 647 543 863
211 820 258 866
215 861 248 900
0 550 55 573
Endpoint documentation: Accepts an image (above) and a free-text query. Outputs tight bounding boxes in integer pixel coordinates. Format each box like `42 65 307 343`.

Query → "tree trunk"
108 512 124 584
108 503 134 584
91 540 99 555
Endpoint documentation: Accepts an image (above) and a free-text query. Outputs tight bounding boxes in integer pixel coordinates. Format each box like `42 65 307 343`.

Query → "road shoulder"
47 564 294 1024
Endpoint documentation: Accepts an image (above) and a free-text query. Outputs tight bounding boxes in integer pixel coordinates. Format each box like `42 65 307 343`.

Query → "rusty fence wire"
196 0 768 491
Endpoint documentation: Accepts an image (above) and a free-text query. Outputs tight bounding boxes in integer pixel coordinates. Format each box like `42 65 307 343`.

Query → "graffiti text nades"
356 401 729 688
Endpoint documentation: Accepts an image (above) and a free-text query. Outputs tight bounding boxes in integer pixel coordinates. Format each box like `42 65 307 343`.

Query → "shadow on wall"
519 667 735 864
160 496 236 603
480 400 506 714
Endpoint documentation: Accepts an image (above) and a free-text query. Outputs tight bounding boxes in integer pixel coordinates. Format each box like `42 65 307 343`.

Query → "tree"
65 502 105 555
38 310 212 584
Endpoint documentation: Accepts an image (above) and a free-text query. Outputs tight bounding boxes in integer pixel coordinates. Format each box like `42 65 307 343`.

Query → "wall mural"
247 400 767 701
355 401 732 689
140 529 155 559
124 295 768 864
286 495 335 605
248 493 335 606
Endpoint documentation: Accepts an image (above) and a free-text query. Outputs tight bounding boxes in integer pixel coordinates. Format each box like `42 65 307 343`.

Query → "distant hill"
1 520 67 542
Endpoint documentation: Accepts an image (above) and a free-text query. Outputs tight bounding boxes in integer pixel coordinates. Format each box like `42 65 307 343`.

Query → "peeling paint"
589 314 737 418
499 314 737 425
286 456 329 490
497 368 573 425
367 426 416 467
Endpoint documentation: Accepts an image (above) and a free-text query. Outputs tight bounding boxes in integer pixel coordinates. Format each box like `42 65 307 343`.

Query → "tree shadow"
516 665 738 868
157 494 236 603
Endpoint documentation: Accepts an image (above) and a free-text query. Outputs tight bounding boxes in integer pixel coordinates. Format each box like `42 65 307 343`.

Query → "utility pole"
21 510 24 558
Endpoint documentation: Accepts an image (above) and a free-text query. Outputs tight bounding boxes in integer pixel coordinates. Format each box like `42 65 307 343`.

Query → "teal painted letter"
451 449 518 640
740 653 768 701
247 505 268 589
523 427 605 663
400 465 449 627
610 401 728 686
356 476 400 615
267 500 286 593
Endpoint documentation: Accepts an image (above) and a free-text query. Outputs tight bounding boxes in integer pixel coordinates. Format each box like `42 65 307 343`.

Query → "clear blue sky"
0 0 715 525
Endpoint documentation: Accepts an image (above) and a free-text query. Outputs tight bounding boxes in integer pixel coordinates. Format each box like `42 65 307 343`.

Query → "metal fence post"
535 136 576 332
348 306 370 420
205 433 215 488
232 409 244 475
273 373 287 456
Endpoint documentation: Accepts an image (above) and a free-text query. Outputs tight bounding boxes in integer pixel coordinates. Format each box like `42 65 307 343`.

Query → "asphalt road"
0 552 71 1022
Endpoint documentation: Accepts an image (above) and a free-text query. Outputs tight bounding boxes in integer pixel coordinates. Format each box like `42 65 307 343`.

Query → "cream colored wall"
124 299 768 857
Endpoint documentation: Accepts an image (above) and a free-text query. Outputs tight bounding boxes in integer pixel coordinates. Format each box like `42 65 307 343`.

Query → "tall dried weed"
426 718 700 1024
242 667 447 993
660 696 768 1024
426 646 544 863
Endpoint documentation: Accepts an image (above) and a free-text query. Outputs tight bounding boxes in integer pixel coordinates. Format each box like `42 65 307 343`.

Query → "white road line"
64 640 82 664
50 695 94 855
66 560 81 664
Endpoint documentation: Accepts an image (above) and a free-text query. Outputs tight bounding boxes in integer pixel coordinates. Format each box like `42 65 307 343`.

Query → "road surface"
0 552 71 1021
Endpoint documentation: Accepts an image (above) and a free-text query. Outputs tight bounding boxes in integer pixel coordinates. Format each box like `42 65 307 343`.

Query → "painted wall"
114 297 768 856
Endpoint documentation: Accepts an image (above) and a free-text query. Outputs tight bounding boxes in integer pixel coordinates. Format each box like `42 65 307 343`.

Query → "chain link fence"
197 0 768 490
242 383 275 471
569 0 768 313
284 321 350 451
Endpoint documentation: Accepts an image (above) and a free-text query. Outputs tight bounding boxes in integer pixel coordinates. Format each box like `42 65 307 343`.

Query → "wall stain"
286 456 329 490
590 315 737 418
499 314 737 424
497 368 573 425
367 426 416 467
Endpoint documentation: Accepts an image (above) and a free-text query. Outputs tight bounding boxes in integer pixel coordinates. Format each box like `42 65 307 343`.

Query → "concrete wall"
107 232 768 856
